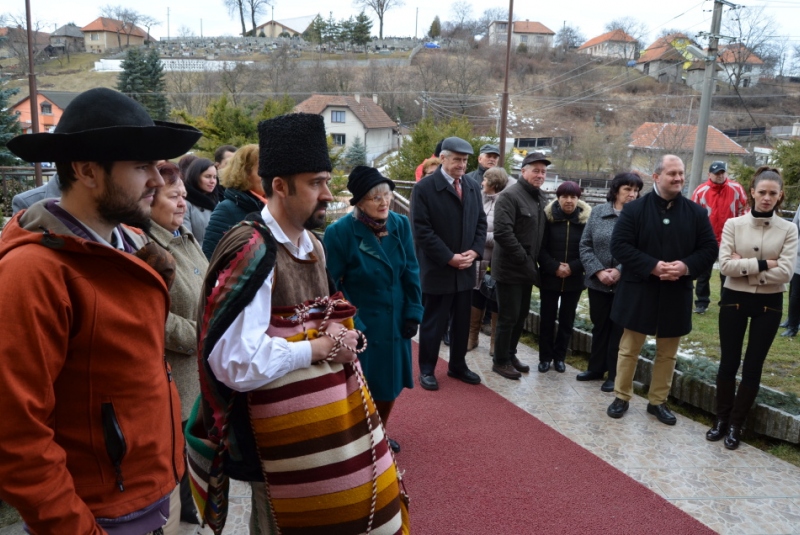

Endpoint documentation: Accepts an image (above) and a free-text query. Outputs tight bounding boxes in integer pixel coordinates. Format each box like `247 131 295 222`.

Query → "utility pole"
167 7 170 42
24 0 41 186
415 8 418 40
421 91 427 118
688 0 736 194
498 0 514 167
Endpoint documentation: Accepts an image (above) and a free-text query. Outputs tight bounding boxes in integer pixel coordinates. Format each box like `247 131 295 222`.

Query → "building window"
743 78 750 87
91 33 99 41
331 110 345 123
535 35 544 44
332 134 346 146
744 65 752 73
497 23 507 31
41 103 52 115
520 35 528 43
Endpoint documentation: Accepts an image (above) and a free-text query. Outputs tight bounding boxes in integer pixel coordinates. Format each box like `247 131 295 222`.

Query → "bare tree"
177 25 193 39
101 5 143 49
474 7 510 39
2 13 47 73
605 17 648 60
555 24 585 53
246 0 272 35
353 0 403 40
720 6 776 89
451 1 472 27
139 15 160 45
792 44 800 76
224 0 248 37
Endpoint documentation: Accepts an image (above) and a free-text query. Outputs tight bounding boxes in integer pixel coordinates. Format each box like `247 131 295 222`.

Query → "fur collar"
544 199 591 224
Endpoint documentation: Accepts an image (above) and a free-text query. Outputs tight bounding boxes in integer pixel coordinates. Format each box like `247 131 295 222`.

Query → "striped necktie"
453 177 462 200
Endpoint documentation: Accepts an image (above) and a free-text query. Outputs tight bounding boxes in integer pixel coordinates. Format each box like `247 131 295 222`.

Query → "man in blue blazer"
411 137 488 390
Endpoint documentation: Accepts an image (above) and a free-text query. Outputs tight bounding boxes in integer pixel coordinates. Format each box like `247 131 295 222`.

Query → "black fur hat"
347 166 395 206
7 88 201 163
258 113 332 180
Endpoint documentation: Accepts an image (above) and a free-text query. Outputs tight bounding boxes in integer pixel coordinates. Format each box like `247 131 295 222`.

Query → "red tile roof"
629 122 748 155
513 21 555 35
295 95 397 129
717 44 764 65
637 33 692 64
578 29 636 50
80 17 148 38
0 26 50 46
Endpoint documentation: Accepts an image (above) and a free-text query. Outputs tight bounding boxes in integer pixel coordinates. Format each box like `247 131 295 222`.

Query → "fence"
1 167 58 218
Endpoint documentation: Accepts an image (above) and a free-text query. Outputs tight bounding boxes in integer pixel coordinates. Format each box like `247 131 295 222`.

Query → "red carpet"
387 344 715 534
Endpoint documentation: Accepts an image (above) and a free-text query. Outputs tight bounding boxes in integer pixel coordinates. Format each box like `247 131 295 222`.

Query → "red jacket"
691 178 749 244
0 203 184 534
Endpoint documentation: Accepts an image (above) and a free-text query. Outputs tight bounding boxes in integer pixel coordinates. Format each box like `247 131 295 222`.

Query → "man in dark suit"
411 136 488 390
606 154 717 425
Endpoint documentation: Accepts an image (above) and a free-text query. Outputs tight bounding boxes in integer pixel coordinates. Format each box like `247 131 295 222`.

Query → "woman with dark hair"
578 172 643 391
183 157 220 245
202 144 265 259
324 166 423 453
706 167 797 449
537 181 591 373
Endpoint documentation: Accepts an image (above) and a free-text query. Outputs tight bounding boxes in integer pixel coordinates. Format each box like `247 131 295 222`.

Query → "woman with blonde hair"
201 144 266 259
706 167 797 449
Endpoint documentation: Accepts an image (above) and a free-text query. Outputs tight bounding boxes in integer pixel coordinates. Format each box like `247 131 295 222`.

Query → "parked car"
424 42 441 49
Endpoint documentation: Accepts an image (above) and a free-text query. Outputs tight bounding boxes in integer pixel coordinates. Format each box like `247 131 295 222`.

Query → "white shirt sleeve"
207 269 313 392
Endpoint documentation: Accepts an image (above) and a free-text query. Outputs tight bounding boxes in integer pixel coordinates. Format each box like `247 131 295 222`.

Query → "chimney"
354 93 360 103
372 93 378 104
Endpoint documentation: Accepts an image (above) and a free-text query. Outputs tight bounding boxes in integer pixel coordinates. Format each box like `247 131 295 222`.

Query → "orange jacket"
0 204 184 534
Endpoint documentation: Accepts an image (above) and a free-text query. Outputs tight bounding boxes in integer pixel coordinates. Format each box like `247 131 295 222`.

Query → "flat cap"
479 144 500 155
521 151 551 167
441 137 474 155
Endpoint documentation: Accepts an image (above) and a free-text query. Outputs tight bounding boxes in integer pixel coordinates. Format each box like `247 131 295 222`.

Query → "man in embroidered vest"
195 113 408 534
0 88 201 534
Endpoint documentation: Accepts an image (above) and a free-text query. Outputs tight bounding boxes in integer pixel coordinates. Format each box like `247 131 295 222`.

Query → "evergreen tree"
429 16 441 39
142 48 170 120
0 79 21 166
303 15 325 45
352 12 373 53
322 12 340 49
344 136 367 169
117 48 147 102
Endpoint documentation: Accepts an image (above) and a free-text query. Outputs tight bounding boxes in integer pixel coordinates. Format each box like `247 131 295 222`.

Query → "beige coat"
719 212 798 294
148 222 209 420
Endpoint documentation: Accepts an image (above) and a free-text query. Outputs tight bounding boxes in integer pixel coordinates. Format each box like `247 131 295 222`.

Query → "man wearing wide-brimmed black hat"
0 87 201 534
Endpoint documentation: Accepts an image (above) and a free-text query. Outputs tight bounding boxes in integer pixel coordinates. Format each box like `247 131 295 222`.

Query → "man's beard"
302 202 328 230
97 176 152 233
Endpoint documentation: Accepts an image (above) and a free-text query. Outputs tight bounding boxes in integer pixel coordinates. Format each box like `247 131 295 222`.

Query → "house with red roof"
81 17 150 53
635 33 704 84
11 91 80 134
577 29 638 60
487 20 555 49
294 94 398 162
628 122 748 181
716 43 764 88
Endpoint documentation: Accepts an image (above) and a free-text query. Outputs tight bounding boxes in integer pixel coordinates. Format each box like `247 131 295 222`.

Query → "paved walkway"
3 331 799 534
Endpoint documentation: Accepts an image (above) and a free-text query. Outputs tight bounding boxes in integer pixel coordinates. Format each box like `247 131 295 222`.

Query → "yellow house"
81 17 150 53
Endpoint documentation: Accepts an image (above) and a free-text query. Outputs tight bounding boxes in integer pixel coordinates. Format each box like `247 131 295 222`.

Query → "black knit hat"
257 113 332 180
347 166 395 205
7 88 201 163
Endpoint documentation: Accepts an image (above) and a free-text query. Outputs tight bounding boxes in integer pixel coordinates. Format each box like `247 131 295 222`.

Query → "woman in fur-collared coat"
537 181 591 373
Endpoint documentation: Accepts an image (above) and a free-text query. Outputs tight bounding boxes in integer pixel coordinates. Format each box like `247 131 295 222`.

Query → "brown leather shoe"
492 363 521 380
510 356 530 373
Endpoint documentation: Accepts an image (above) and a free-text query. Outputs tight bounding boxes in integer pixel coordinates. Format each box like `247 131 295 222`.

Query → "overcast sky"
14 0 800 47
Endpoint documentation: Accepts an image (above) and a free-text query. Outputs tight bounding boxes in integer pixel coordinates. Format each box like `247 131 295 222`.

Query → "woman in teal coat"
324 166 423 453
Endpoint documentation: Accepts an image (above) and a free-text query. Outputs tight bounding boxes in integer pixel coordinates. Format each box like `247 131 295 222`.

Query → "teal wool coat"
324 211 424 401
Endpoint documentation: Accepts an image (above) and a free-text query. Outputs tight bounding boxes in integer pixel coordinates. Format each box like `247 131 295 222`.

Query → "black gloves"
402 320 419 339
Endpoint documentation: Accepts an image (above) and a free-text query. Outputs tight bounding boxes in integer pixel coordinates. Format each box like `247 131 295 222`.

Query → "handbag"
479 270 497 302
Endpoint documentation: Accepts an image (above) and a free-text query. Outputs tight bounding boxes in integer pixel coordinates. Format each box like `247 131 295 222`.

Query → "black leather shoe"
706 419 729 442
607 398 629 418
538 361 551 373
576 370 603 381
419 373 439 391
510 356 530 373
647 403 677 425
387 438 401 453
553 360 566 373
724 425 742 450
600 379 615 392
779 319 789 328
442 332 450 346
447 368 481 385
780 327 798 337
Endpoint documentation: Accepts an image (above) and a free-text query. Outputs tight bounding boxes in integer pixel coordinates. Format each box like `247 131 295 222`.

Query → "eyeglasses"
367 192 393 204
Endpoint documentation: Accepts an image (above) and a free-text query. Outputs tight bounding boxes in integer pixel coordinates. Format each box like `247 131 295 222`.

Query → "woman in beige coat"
706 167 798 450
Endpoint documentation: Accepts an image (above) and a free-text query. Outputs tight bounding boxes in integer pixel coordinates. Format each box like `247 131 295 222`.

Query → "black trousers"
586 288 623 380
695 267 726 308
785 273 800 328
419 290 472 375
471 288 498 313
494 282 533 365
539 288 583 363
718 290 782 388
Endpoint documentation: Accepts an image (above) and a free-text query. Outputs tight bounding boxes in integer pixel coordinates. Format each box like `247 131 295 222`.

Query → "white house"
716 44 764 88
294 94 398 163
487 20 554 49
577 29 637 60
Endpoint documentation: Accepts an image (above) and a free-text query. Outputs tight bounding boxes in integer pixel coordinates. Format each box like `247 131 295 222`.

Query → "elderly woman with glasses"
324 166 423 453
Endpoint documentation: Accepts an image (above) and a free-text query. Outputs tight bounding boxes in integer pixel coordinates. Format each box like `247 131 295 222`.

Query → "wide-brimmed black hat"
7 88 201 163
348 166 395 205
258 113 332 180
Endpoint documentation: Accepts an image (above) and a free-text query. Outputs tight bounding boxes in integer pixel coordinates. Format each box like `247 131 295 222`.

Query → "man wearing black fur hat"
194 113 408 533
0 88 201 534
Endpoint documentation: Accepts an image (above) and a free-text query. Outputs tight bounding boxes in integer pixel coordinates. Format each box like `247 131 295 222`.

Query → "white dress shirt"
207 205 315 392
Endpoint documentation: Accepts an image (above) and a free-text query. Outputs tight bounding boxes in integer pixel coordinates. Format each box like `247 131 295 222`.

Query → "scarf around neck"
356 211 388 239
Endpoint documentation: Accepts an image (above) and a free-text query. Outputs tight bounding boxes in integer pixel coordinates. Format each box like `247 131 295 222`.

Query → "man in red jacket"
690 161 748 314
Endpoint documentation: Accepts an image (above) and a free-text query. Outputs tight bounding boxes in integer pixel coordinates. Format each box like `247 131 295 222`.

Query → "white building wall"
364 128 395 162
323 106 367 153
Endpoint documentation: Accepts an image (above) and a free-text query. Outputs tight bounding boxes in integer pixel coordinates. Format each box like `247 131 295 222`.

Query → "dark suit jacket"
411 168 487 295
610 191 718 338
